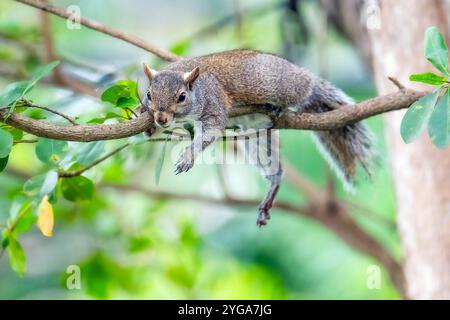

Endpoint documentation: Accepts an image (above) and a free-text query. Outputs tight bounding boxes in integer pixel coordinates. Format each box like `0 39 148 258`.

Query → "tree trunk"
367 0 450 299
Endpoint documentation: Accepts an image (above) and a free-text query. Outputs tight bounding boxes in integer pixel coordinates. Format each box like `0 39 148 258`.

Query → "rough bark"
367 0 450 299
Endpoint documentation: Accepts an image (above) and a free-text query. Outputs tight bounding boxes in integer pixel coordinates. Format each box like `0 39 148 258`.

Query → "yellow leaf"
37 195 54 237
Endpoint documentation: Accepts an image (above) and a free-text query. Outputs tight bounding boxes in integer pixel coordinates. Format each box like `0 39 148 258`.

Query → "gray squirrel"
142 49 372 226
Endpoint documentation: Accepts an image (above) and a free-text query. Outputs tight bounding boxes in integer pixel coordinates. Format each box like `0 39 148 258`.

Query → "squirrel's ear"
143 63 157 81
183 66 200 85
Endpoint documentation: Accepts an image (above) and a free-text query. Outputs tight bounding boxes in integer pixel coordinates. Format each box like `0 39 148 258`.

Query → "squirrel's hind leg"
257 167 283 227
237 129 283 227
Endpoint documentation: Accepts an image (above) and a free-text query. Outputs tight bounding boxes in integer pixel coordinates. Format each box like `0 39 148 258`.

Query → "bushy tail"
305 79 373 188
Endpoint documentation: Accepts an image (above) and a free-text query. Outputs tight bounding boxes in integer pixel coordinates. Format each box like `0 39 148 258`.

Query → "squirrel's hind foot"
256 208 271 227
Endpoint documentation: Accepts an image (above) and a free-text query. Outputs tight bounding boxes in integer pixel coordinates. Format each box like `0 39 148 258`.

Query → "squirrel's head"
143 63 200 128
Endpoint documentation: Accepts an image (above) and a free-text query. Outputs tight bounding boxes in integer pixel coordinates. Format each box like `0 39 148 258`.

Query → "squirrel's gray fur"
143 49 372 226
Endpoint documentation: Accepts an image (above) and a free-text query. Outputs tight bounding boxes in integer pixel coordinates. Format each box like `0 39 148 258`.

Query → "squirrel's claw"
256 208 271 227
174 153 195 174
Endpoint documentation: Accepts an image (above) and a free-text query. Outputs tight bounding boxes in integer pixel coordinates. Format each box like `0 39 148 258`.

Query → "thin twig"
58 143 130 178
388 76 406 90
15 0 179 62
14 139 38 144
20 98 78 125
125 107 138 119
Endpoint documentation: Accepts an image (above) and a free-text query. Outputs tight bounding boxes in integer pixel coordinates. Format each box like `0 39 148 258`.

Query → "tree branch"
0 88 425 142
14 0 179 62
272 88 425 130
40 0 65 85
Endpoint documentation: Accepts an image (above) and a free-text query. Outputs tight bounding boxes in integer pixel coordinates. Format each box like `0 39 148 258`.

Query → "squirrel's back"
167 49 315 107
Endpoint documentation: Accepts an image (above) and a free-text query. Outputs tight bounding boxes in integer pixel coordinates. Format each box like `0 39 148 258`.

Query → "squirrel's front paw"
174 152 195 175
144 125 156 138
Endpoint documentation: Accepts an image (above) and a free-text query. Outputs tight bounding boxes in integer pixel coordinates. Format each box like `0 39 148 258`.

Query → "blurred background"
0 0 402 299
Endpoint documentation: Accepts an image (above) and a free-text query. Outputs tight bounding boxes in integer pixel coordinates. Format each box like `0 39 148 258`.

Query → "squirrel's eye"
178 92 186 103
146 91 152 101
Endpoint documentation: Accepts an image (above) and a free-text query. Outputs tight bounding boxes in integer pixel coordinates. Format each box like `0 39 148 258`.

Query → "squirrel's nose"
155 113 170 127
157 117 167 125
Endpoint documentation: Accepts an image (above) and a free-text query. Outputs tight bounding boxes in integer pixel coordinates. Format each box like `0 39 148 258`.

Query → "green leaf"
9 128 23 141
0 156 8 173
0 61 60 115
425 27 450 76
2 230 10 248
155 135 169 185
74 141 105 166
8 236 26 277
87 112 122 124
15 212 36 234
128 236 152 253
170 40 191 56
28 61 60 89
428 89 450 148
61 176 95 202
41 171 59 195
14 209 35 235
410 72 447 85
0 45 14 60
23 171 58 197
9 195 29 221
0 124 24 141
0 81 29 106
401 91 440 143
23 175 45 197
116 80 138 98
81 253 112 299
117 97 138 108
8 196 34 234
101 85 128 104
0 128 13 158
35 138 68 165
101 81 139 108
